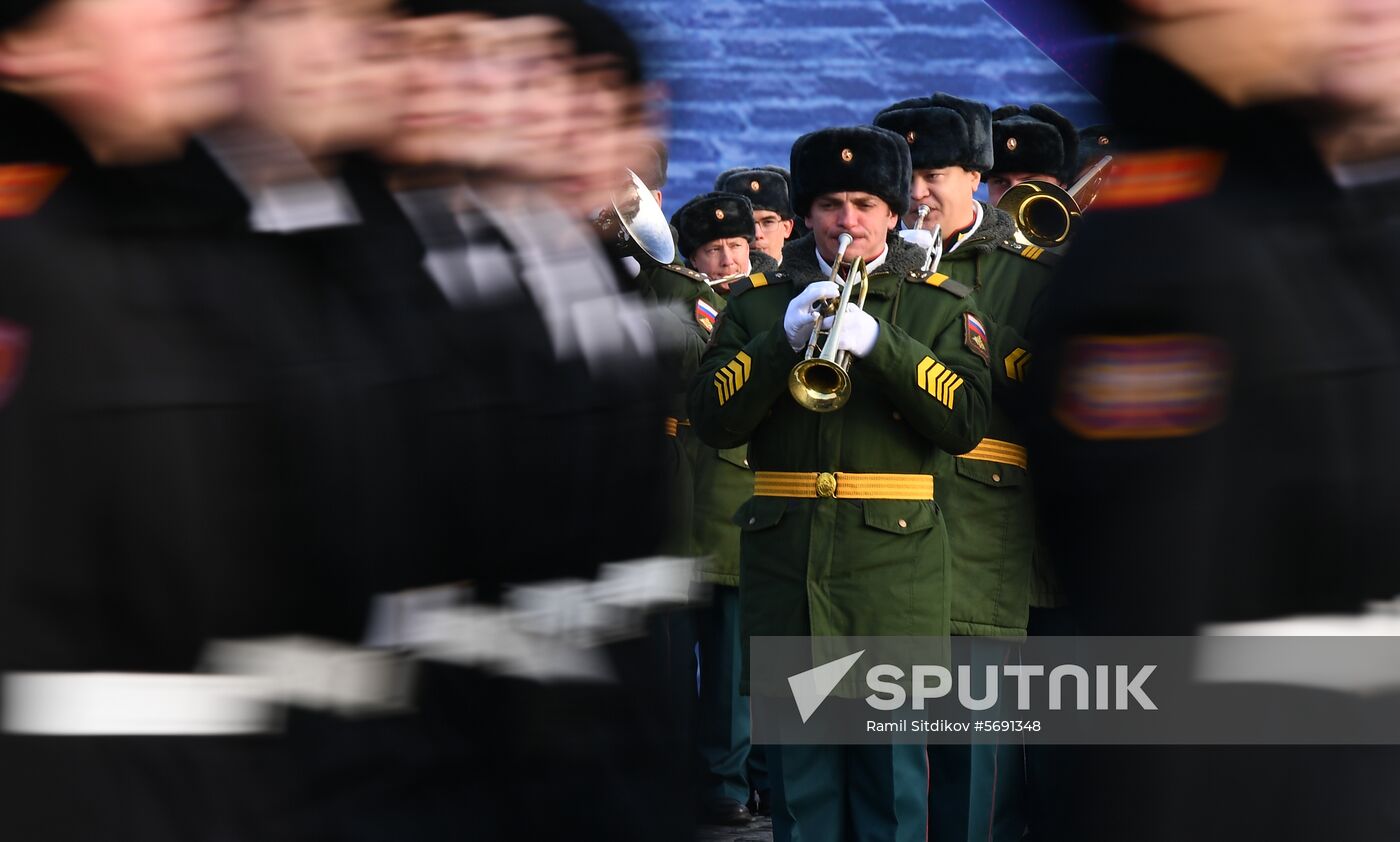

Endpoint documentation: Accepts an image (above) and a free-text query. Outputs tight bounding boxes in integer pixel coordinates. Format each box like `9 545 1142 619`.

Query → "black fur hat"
671 192 755 258
988 104 1079 185
789 125 911 217
873 93 993 172
1076 123 1114 176
714 167 793 219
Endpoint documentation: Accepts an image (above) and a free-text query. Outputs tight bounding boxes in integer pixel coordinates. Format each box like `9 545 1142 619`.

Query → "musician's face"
752 209 793 262
907 166 981 232
985 171 1063 206
806 191 899 264
691 236 750 279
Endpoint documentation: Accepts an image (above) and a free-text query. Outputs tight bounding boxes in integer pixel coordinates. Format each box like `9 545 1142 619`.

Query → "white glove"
784 281 841 351
821 304 881 358
898 228 937 251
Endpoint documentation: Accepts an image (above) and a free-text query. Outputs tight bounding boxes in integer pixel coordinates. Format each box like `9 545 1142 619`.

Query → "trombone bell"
995 155 1114 250
998 181 1077 249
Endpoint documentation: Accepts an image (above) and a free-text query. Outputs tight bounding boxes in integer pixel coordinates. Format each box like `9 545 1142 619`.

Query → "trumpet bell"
998 181 1078 249
788 357 852 413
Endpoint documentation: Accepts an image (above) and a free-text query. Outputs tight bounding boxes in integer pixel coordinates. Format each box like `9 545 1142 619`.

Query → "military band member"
689 124 992 842
669 190 781 825
875 93 1058 842
983 104 1079 207
715 166 796 265
1074 123 1114 184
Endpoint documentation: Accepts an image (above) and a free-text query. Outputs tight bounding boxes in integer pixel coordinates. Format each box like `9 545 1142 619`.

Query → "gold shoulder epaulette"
727 271 788 298
905 269 972 298
999 240 1061 266
657 263 710 284
0 164 67 219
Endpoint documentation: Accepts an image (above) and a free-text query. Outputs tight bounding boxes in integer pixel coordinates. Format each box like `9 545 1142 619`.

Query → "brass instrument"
703 270 751 288
902 204 942 274
788 233 870 413
995 155 1114 249
594 169 676 265
912 203 931 231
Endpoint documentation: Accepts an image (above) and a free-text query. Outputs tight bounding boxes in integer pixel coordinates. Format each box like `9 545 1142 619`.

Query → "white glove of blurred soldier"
783 281 842 351
821 303 881 358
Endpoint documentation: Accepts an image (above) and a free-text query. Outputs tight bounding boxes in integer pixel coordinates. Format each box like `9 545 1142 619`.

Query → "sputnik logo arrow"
788 650 865 723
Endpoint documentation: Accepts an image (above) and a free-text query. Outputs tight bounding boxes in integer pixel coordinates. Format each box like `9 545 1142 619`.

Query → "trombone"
995 155 1113 249
788 233 870 413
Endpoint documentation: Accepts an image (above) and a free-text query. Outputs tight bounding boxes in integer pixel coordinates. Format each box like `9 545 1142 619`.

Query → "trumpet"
788 233 870 413
593 169 676 265
995 155 1113 249
901 204 943 274
912 203 931 231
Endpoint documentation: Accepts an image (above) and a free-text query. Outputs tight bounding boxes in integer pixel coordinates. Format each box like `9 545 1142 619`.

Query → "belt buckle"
816 472 837 498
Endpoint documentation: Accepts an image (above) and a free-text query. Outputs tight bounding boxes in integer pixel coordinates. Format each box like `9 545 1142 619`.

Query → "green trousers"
770 743 928 842
696 585 767 804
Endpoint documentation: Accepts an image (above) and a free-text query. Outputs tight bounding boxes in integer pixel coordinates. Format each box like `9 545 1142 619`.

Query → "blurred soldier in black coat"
1030 1 1400 840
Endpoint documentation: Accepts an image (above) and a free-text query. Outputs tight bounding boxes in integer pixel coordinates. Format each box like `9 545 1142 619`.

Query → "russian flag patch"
695 298 720 333
963 312 990 364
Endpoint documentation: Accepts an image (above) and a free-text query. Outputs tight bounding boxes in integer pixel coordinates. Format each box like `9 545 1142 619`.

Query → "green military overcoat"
688 233 991 687
931 203 1058 636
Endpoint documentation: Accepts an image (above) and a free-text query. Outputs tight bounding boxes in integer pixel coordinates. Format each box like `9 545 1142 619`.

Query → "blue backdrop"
591 0 1108 218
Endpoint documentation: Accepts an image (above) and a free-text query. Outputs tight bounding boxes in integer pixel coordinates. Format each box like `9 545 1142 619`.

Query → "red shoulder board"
0 320 31 409
0 164 67 219
1091 150 1225 210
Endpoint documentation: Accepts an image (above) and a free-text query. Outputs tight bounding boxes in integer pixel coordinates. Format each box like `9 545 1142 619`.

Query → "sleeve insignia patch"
0 320 31 409
714 351 752 406
963 313 990 365
1004 347 1031 381
695 298 720 333
1053 334 1230 440
916 356 963 410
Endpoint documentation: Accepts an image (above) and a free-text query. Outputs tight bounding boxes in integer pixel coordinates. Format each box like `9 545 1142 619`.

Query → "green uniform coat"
638 252 777 570
932 203 1058 636
688 233 992 690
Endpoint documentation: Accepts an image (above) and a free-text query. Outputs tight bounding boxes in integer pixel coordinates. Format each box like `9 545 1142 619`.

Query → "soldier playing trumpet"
689 125 992 842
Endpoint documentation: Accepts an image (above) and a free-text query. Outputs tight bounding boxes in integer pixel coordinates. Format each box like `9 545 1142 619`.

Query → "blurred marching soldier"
0 0 367 838
669 191 779 825
363 3 697 839
689 124 992 842
1029 0 1400 839
983 104 1079 207
873 93 1058 842
715 166 796 264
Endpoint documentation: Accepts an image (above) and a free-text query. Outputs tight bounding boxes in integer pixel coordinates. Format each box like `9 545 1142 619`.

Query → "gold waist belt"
960 438 1028 470
753 471 934 501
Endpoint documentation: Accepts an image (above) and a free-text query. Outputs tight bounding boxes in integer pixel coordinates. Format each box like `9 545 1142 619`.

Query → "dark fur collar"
948 202 1017 258
750 249 780 277
778 231 929 285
